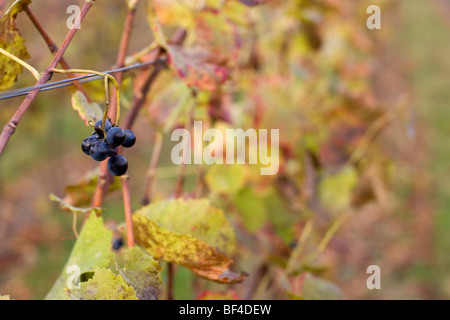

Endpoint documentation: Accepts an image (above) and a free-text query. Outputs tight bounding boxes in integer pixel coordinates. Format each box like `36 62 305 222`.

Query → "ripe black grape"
122 129 136 148
95 119 112 132
81 136 98 155
109 146 119 157
91 131 102 139
81 121 136 175
106 127 126 147
108 155 128 176
90 141 110 161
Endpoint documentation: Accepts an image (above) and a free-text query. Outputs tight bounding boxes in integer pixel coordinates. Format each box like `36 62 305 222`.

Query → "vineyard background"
0 0 449 300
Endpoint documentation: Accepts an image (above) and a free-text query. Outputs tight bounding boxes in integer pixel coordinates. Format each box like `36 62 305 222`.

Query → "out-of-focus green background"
1 0 450 300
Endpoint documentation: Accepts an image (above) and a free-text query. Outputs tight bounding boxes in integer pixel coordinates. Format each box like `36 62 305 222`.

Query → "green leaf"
132 213 246 284
114 246 162 300
300 274 344 300
0 0 31 90
45 214 114 300
136 198 235 255
232 187 267 232
318 165 358 212
71 90 104 126
67 268 138 300
204 164 246 196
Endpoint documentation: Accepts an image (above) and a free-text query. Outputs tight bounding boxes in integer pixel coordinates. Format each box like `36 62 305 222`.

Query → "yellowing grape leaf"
149 0 195 29
232 187 267 232
133 214 246 284
45 214 114 300
318 165 358 213
293 273 344 300
204 164 246 196
0 0 31 90
71 90 104 126
136 198 235 255
114 246 162 300
67 268 138 300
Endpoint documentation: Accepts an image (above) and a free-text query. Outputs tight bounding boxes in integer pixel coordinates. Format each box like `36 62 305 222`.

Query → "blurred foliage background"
0 0 449 300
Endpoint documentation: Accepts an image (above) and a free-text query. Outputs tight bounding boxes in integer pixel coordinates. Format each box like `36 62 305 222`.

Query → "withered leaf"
0 0 31 90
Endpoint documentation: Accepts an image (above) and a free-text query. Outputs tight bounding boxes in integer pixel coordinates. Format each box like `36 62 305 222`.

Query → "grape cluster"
81 119 136 176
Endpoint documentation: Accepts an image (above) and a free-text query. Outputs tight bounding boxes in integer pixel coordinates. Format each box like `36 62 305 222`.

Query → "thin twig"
167 91 196 301
0 0 94 157
24 7 91 101
108 0 138 126
141 131 163 205
167 262 175 300
122 66 161 130
174 93 196 198
121 175 135 248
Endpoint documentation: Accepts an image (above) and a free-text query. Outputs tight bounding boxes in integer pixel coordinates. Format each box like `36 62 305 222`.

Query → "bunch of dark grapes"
81 119 136 176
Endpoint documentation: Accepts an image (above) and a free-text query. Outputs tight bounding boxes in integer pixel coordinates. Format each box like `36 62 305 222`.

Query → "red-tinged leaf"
132 213 246 284
167 45 229 91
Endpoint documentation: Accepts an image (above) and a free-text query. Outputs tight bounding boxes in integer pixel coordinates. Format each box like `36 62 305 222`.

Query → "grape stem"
0 47 41 81
50 68 121 128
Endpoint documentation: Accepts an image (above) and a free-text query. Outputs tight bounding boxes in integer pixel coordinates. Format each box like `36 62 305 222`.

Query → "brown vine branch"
24 7 91 101
0 0 94 157
174 91 196 198
121 174 135 248
167 90 196 301
108 1 138 125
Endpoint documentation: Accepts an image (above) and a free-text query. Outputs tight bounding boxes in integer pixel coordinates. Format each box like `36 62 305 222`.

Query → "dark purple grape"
109 146 119 157
112 238 123 251
122 129 136 148
106 127 126 147
91 131 103 139
95 119 112 132
81 136 98 155
90 141 110 161
108 155 128 176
